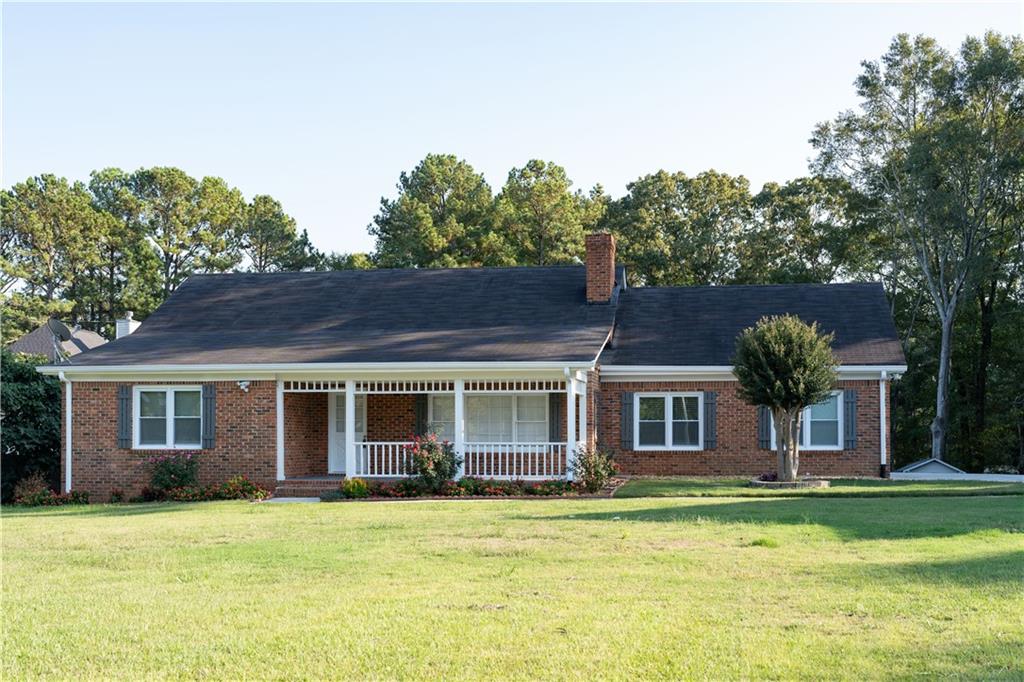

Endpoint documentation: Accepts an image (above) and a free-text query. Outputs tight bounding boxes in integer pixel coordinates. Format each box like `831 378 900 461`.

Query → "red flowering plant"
146 452 199 492
404 433 462 492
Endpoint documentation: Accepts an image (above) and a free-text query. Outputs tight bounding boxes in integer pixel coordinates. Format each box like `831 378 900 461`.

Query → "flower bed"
133 475 270 502
320 476 621 501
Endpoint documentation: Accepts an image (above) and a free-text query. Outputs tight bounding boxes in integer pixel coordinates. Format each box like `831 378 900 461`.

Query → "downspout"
59 371 72 492
879 370 888 478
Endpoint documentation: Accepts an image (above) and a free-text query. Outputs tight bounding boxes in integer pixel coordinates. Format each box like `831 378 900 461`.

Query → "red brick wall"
366 394 417 441
596 379 886 477
284 393 327 477
64 381 277 501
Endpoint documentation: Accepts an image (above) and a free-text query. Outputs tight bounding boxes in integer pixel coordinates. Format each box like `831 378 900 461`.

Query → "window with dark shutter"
548 393 561 442
844 389 857 449
201 384 216 449
620 392 634 449
414 395 428 436
703 391 718 450
757 406 772 449
117 385 132 448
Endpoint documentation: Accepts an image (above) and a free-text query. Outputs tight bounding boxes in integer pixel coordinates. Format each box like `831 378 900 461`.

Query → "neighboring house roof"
602 282 905 366
62 267 620 366
7 324 107 361
896 458 966 474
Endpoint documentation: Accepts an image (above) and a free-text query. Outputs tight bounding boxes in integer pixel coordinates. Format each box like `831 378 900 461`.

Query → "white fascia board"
599 364 908 382
36 361 594 381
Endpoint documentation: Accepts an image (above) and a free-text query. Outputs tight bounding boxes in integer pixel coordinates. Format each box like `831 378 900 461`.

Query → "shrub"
209 475 270 501
109 489 125 503
147 452 200 491
571 447 617 493
405 434 461 492
1 349 61 502
758 471 779 482
12 473 89 506
340 477 370 499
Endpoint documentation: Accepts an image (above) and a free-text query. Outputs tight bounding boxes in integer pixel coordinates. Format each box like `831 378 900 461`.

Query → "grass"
615 476 1024 499
4 493 1023 679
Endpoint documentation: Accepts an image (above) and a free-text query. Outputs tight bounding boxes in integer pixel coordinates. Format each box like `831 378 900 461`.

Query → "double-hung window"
769 391 843 450
635 393 703 450
428 395 455 442
134 386 202 449
427 394 551 443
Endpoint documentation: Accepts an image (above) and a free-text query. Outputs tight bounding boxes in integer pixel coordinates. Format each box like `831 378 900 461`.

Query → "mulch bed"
301 477 628 502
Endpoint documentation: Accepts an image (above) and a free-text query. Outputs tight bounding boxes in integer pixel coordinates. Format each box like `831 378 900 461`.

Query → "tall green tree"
322 252 373 270
736 177 875 284
601 170 751 285
132 167 245 297
494 160 588 265
369 154 507 268
813 32 1024 461
239 195 321 272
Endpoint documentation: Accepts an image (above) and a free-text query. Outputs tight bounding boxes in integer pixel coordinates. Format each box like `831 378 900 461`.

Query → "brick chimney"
585 233 616 304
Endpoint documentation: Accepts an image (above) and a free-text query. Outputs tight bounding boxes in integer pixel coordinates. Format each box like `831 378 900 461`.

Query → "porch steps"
273 476 344 498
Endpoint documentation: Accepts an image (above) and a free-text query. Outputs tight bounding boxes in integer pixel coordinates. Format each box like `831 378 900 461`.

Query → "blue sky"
3 2 1020 254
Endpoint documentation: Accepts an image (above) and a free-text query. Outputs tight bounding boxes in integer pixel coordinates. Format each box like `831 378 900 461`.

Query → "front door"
328 393 366 474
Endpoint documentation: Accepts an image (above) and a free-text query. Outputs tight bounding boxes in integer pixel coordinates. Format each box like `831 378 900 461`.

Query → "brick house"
39 234 905 499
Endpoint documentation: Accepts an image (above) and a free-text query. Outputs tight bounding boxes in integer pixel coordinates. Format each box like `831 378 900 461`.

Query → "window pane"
466 396 513 441
672 396 699 421
638 422 665 446
810 421 839 446
139 418 166 445
139 391 166 418
638 397 664 420
516 395 547 421
672 421 700 446
431 396 454 422
810 395 838 420
174 417 201 446
174 391 201 417
517 422 547 443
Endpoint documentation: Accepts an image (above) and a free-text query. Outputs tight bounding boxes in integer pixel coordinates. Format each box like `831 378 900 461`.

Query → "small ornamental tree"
732 315 838 481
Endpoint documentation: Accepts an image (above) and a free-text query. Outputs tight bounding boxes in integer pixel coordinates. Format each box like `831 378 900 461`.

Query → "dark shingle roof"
603 282 905 366
7 324 107 361
64 266 617 366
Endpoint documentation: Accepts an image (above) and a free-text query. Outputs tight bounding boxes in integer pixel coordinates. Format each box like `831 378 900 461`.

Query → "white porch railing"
352 441 569 480
464 442 567 480
353 442 414 478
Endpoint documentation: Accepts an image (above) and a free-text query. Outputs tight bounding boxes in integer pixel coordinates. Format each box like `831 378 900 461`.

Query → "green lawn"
616 477 1024 498
4 494 1023 679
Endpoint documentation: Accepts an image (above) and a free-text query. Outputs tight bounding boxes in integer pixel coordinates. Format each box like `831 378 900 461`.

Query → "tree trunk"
774 409 801 482
931 310 955 461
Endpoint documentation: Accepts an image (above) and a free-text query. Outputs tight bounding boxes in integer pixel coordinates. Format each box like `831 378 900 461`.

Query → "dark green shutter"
844 389 857 449
548 393 561 442
620 392 634 449
757 406 772 449
703 391 717 450
414 395 428 436
117 385 131 448
201 384 216 449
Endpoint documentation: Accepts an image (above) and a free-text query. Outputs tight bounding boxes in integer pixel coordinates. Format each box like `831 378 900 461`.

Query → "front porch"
276 377 593 485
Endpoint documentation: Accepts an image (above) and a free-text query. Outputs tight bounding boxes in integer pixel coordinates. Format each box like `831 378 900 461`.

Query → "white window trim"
769 390 844 452
633 392 704 451
132 385 203 450
427 394 455 442
457 393 551 444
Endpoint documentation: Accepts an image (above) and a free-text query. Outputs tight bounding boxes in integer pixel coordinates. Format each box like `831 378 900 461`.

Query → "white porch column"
344 379 356 476
64 376 72 492
578 377 588 452
454 379 465 479
275 378 285 481
565 372 576 481
879 371 888 472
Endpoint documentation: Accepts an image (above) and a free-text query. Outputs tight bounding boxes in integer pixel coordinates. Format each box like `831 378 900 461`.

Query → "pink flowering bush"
404 433 461 492
147 452 199 492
